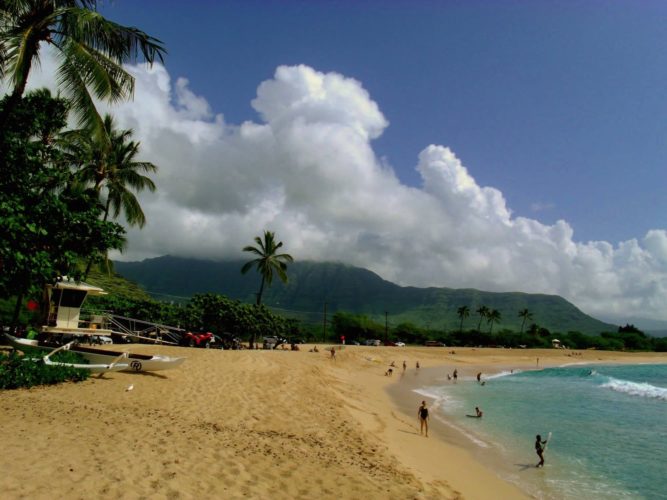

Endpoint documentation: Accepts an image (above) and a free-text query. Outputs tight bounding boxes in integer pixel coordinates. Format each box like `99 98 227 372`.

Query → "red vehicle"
181 331 213 348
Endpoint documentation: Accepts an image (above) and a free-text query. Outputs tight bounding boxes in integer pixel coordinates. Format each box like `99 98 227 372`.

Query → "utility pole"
385 311 388 344
323 302 328 343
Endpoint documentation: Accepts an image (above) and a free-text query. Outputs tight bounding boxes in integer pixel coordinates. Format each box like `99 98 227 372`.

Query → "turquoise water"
416 364 667 500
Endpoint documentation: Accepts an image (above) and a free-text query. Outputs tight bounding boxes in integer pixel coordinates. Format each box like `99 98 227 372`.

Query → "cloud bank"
19 57 667 322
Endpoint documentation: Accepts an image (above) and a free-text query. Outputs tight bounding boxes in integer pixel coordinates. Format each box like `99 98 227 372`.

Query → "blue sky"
15 0 660 323
100 0 667 244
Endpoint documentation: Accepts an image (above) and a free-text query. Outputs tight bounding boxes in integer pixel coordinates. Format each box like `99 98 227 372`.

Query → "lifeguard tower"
42 277 112 336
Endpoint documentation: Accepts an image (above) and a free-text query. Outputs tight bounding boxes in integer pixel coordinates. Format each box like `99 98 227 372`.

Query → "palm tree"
457 305 470 333
518 308 533 334
66 114 157 276
0 0 166 132
476 305 489 331
241 231 294 348
72 114 157 225
487 309 502 334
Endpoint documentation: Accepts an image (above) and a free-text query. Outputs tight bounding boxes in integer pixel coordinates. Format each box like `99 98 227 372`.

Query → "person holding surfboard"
417 401 429 437
535 434 548 467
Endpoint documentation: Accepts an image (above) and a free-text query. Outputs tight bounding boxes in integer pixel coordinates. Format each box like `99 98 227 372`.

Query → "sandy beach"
1 344 665 499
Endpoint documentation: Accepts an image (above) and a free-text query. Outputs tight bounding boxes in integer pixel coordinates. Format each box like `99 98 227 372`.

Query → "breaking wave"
599 377 667 401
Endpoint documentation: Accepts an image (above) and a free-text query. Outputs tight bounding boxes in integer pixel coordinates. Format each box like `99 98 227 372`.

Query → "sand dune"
2 344 664 499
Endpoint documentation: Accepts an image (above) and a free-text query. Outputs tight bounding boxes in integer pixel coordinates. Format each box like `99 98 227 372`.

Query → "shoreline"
1 343 665 499
381 348 667 499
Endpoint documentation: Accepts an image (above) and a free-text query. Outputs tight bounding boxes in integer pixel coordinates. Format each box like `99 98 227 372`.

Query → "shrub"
0 349 90 390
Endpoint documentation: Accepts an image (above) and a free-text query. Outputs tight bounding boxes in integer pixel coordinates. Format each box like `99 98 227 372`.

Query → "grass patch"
0 348 90 390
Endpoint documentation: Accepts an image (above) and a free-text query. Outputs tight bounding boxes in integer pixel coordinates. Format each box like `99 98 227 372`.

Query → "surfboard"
466 414 481 418
543 431 553 452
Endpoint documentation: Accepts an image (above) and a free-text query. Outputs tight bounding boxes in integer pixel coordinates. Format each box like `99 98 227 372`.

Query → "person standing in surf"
417 401 429 437
535 434 548 467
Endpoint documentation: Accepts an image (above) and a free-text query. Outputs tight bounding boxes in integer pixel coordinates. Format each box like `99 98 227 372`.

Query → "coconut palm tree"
241 231 293 306
487 309 501 334
457 305 470 333
0 0 165 132
71 114 157 225
65 114 157 276
476 305 489 331
518 308 533 334
241 230 293 349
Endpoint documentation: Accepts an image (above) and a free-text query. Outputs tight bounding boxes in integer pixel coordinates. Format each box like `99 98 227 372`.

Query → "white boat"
38 342 130 373
5 333 185 372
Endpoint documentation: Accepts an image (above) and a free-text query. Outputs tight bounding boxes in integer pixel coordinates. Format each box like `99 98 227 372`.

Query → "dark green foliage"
0 350 90 390
392 322 428 345
91 291 292 344
53 268 667 352
331 312 384 343
0 90 125 317
115 257 616 335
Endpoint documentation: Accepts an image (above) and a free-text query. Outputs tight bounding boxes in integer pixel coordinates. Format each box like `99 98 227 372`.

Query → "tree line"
328 311 667 352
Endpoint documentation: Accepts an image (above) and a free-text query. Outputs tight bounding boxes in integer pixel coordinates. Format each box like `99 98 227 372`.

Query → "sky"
11 1 667 325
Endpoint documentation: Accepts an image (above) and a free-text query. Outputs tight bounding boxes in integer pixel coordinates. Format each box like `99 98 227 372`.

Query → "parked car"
213 333 243 350
263 336 288 349
424 340 445 347
394 342 406 347
365 339 381 346
181 331 214 348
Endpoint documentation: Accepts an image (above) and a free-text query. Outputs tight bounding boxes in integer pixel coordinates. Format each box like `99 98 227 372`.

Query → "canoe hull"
4 333 185 372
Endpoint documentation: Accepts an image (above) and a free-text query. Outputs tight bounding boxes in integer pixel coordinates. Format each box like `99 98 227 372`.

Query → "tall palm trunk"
256 275 266 306
83 197 112 279
249 276 266 349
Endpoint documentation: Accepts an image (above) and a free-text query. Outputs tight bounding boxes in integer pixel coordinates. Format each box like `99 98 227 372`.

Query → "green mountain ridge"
114 256 617 335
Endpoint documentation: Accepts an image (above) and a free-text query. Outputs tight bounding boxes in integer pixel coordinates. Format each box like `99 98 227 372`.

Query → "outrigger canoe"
4 333 185 372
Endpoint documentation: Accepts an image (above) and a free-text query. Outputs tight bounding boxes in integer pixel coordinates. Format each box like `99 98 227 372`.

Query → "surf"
599 376 667 401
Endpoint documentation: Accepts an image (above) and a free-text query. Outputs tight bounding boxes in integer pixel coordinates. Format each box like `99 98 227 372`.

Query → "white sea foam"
485 369 519 380
413 386 465 410
412 387 441 401
599 377 667 401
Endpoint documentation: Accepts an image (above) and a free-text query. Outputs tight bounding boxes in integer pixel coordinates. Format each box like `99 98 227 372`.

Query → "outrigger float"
4 277 186 373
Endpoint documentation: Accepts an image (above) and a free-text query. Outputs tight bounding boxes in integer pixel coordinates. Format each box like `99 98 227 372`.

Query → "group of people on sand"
385 359 418 376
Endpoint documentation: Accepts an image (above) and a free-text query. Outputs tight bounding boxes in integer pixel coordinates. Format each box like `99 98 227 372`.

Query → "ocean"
414 363 667 500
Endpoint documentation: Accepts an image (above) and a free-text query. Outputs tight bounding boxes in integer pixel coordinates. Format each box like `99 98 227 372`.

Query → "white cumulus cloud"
13 53 667 323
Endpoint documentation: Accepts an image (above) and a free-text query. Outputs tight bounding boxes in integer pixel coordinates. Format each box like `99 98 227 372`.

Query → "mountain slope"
115 256 616 335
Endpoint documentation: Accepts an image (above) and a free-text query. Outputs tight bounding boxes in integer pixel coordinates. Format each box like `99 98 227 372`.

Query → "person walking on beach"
416 361 420 369
402 360 407 372
476 372 482 383
417 401 429 437
535 434 548 467
330 346 336 360
453 369 458 381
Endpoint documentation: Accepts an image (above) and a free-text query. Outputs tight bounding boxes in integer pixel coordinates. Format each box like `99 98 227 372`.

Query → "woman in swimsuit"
417 401 429 437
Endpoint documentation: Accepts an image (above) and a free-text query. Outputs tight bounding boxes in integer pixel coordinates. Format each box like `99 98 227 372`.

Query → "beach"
1 345 665 499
